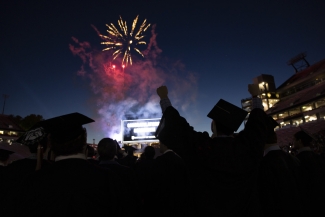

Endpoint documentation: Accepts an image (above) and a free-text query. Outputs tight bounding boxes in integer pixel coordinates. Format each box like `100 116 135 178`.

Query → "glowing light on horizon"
100 15 151 66
134 127 156 133
127 121 160 128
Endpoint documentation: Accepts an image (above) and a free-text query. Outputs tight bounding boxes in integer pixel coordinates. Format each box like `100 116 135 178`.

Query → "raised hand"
156 85 168 99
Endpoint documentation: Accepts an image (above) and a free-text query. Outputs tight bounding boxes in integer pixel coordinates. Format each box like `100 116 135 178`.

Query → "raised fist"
156 85 168 99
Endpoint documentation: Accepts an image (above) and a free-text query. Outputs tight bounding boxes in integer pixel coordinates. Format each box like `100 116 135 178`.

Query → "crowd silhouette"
0 84 325 217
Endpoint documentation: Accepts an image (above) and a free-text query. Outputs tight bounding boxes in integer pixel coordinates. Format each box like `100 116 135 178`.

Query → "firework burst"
100 15 151 66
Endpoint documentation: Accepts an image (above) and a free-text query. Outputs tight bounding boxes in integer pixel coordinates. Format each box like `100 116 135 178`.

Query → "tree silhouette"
9 114 44 131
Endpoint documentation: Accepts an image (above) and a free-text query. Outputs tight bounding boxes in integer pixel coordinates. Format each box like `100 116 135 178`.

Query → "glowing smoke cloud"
69 24 198 141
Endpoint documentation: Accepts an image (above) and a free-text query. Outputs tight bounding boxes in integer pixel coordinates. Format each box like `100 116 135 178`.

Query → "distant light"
122 65 125 68
134 127 156 133
127 122 160 128
113 65 116 68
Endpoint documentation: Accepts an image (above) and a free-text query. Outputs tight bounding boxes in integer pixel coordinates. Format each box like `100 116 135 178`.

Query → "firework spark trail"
100 15 150 66
69 25 198 141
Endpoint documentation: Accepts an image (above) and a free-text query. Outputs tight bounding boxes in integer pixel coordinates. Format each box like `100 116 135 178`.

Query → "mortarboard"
298 126 317 142
269 116 280 129
207 99 248 132
16 112 94 145
16 127 47 146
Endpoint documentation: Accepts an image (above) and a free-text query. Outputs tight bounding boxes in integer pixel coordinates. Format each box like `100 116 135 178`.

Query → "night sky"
1 0 325 143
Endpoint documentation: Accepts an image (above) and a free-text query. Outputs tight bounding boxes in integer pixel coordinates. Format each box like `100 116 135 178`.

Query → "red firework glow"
69 25 198 141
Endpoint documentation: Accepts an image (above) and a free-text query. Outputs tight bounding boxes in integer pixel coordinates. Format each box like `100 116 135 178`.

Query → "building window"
292 118 303 126
268 99 279 108
315 98 325 108
289 107 301 116
302 104 313 112
281 120 291 127
262 100 268 111
9 131 17 136
278 112 289 119
319 111 325 120
0 131 3 135
304 114 317 122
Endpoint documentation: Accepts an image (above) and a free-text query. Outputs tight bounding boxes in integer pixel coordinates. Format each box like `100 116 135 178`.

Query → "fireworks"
100 15 151 66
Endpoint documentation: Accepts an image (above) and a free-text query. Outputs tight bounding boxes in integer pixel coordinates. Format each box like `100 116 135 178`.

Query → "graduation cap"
297 126 317 144
16 127 47 146
16 112 94 145
207 99 248 132
269 116 280 129
0 149 14 161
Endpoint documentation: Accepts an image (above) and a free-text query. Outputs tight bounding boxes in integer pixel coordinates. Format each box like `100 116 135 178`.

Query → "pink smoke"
69 24 198 141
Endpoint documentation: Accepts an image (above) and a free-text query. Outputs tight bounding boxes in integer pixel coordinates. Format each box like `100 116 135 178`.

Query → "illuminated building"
0 115 25 145
241 53 325 148
0 114 28 161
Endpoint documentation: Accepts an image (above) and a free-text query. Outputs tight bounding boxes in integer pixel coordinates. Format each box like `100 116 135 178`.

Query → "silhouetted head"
97 138 117 160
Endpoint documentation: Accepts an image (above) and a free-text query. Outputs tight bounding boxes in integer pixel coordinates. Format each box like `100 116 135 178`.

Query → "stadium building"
241 53 325 153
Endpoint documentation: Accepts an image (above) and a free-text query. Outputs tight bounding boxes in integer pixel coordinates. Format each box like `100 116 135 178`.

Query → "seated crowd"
0 84 324 217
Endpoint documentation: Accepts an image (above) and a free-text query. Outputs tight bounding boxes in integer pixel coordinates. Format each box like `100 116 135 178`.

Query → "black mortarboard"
298 126 317 142
16 127 47 146
0 148 14 160
269 116 280 128
16 112 94 145
207 99 248 132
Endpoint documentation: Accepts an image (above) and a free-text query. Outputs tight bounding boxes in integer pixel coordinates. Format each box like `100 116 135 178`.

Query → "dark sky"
1 0 325 143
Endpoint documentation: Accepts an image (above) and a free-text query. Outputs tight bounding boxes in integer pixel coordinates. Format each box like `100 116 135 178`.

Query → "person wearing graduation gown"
257 123 304 217
4 124 54 213
11 113 126 217
0 149 14 214
0 149 14 216
119 145 138 169
97 137 141 214
293 130 325 216
6 131 53 183
134 146 156 202
155 84 275 217
145 128 193 217
0 148 14 168
97 138 135 184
